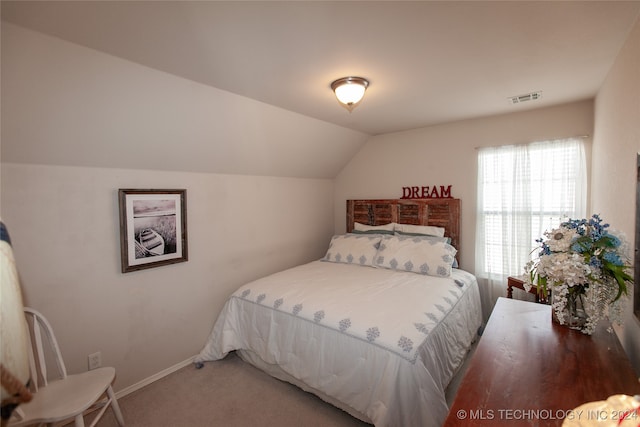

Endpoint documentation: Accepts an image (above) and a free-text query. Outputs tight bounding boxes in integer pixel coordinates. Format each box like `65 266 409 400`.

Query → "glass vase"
552 291 587 331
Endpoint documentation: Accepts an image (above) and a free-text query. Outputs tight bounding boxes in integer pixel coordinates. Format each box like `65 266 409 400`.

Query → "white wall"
0 22 360 392
1 164 334 391
334 100 594 271
593 16 640 373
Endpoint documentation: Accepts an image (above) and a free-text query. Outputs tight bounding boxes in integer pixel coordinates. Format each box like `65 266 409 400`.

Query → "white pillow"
394 223 446 237
354 222 396 232
322 234 382 266
374 235 457 277
394 232 450 244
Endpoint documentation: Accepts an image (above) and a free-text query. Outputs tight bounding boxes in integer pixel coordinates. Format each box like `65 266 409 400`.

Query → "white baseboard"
47 357 200 426
115 355 197 399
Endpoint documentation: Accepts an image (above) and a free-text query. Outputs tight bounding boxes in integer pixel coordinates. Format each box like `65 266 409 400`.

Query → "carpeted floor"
95 352 371 427
95 345 476 427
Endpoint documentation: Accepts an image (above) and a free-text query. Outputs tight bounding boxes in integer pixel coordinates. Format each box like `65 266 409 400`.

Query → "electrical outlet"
88 352 101 370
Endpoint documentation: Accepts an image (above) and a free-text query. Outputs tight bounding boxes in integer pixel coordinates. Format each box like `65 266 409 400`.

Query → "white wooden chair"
8 307 125 427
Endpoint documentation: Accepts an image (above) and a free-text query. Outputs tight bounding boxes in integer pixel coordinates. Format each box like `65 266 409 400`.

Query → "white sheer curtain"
475 138 587 320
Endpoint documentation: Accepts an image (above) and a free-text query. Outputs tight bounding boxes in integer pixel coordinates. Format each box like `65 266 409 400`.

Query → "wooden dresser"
444 297 640 426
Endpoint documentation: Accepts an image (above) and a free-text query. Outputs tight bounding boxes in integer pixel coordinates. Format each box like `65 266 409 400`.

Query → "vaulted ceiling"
3 1 639 136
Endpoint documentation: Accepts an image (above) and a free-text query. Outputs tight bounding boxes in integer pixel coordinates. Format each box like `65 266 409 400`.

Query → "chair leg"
74 413 86 427
107 386 125 426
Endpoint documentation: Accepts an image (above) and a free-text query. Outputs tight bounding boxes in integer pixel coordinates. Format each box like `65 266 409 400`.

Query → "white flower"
544 226 577 252
535 252 590 288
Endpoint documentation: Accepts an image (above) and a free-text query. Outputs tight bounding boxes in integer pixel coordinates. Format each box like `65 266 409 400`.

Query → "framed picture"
118 189 188 273
635 153 640 321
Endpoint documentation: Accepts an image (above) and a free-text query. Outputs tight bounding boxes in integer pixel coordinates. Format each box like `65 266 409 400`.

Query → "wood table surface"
444 297 640 426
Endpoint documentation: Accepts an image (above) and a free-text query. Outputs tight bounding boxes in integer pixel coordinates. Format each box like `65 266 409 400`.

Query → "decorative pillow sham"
322 234 382 266
353 222 396 232
393 223 445 237
373 234 457 277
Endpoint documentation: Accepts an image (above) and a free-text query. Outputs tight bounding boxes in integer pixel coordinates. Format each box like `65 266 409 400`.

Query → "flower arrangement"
523 214 633 335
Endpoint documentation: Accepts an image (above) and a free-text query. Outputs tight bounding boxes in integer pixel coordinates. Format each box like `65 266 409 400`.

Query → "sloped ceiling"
3 1 639 136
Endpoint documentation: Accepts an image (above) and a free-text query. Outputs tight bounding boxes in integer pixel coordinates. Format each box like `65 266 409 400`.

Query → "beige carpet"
95 352 372 427
94 345 475 427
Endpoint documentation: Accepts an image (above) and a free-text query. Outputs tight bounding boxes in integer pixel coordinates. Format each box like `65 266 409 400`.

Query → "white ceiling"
2 1 640 136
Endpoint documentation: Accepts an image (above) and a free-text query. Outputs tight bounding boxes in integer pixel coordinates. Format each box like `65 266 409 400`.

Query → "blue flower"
606 234 621 248
539 242 551 256
571 242 587 253
603 251 623 266
588 257 603 269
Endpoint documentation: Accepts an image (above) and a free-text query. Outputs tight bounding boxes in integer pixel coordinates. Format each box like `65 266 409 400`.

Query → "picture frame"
118 189 188 273
635 153 639 321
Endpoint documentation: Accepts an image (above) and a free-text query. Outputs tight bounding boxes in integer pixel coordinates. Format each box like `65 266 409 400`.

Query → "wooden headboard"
346 198 461 255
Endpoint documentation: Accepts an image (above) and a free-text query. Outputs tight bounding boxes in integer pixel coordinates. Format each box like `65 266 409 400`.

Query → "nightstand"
507 275 549 303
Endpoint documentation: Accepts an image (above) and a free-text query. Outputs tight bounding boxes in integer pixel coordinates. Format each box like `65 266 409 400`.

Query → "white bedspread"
196 261 482 427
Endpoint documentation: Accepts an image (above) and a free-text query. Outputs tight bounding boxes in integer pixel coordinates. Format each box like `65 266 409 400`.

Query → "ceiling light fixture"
331 76 369 112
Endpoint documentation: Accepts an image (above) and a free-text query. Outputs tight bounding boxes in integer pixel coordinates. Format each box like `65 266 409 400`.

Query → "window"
475 138 587 313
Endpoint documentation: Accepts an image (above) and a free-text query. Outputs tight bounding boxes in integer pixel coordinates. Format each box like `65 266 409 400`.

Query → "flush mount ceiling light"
331 76 369 112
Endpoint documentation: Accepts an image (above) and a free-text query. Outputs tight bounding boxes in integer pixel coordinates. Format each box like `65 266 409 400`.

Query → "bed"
194 198 482 427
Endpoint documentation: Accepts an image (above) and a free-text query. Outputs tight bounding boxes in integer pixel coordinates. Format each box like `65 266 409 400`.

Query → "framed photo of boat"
118 189 188 273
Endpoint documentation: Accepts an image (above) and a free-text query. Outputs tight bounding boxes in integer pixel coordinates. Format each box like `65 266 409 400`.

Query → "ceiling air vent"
509 91 542 105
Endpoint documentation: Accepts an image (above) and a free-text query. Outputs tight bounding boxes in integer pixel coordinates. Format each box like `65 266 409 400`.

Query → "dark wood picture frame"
118 189 188 273
635 154 640 321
